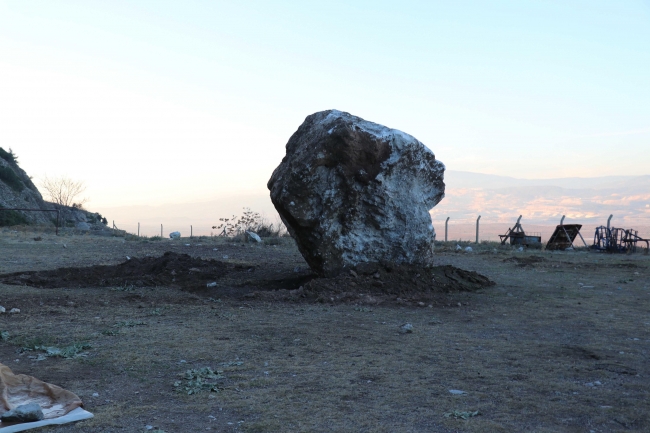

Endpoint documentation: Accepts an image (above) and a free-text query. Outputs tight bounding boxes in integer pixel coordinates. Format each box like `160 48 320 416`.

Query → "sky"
1 1 649 211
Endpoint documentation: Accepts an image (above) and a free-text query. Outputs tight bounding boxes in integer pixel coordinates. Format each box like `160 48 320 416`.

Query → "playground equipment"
499 215 542 247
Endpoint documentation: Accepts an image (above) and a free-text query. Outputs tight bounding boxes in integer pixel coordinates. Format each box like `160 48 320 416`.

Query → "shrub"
0 206 28 226
0 147 18 165
213 207 286 238
0 166 24 192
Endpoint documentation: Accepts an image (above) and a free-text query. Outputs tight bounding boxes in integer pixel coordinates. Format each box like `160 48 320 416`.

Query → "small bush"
0 166 24 192
0 206 29 227
0 147 18 164
213 208 287 238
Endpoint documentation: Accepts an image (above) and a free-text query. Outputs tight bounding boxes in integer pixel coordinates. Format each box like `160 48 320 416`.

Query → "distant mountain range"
95 170 650 237
432 171 650 226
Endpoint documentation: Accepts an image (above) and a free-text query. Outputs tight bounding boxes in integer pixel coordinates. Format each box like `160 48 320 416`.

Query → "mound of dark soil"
0 252 494 305
250 263 495 305
0 252 233 289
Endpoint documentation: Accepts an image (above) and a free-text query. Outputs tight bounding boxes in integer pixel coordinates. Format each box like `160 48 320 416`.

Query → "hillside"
0 147 109 231
0 148 55 226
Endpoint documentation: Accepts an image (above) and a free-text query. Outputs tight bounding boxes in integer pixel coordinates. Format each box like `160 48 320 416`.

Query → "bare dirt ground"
0 230 648 432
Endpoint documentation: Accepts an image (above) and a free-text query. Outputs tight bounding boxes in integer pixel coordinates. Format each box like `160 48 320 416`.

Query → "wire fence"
433 214 650 244
110 214 650 243
112 221 286 239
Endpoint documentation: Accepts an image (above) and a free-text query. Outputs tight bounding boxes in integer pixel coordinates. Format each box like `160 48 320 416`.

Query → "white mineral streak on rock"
268 110 445 276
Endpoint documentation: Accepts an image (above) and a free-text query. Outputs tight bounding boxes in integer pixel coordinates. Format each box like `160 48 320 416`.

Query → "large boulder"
268 110 445 276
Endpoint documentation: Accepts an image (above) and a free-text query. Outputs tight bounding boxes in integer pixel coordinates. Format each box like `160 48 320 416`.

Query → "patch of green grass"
174 367 225 395
12 334 91 359
35 342 92 358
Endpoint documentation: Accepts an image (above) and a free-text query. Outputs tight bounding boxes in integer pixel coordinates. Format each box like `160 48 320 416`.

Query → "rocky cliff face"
0 148 55 226
0 148 108 231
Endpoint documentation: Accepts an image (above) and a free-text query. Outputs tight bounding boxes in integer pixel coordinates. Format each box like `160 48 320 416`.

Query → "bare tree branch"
41 175 88 208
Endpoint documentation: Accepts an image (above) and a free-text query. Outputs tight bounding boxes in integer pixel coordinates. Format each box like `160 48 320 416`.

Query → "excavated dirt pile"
250 262 494 305
0 252 494 305
0 252 233 289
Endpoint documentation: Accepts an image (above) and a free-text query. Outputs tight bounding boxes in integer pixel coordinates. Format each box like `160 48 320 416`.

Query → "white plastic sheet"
0 364 92 431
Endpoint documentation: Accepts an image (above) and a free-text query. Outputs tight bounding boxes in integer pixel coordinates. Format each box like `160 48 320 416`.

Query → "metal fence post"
445 217 450 242
161 224 163 238
137 222 140 237
0 208 60 235
476 215 481 244
606 214 613 249
191 225 193 238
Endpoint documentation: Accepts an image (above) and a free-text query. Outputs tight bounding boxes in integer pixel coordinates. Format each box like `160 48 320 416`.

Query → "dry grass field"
0 230 648 432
